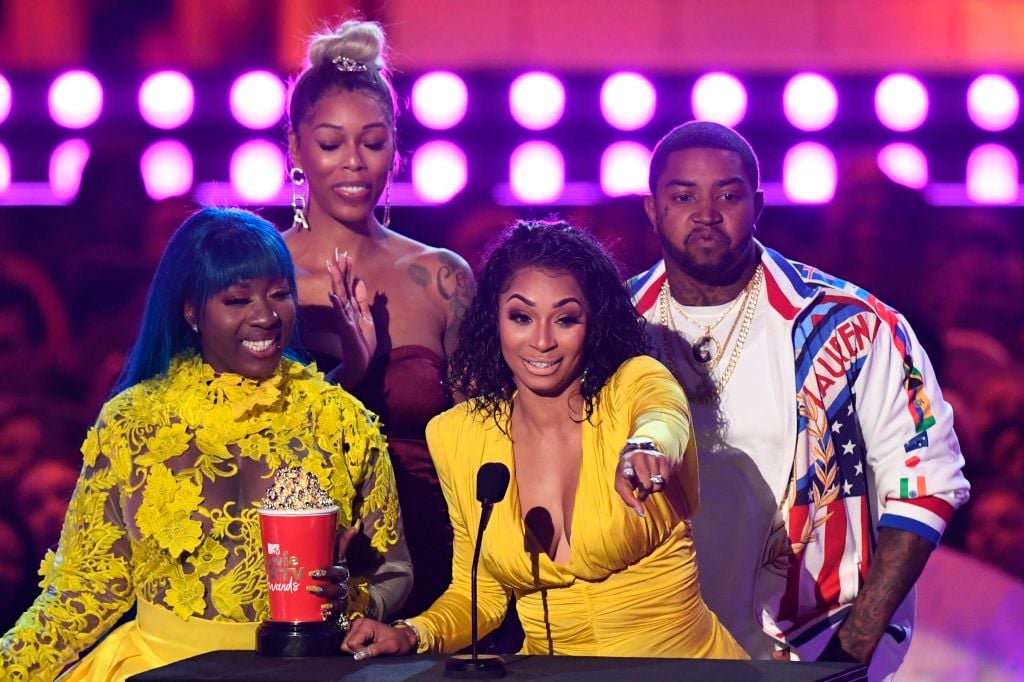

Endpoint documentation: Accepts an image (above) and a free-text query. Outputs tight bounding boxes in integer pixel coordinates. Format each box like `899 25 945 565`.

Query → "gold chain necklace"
657 264 763 403
668 288 746 365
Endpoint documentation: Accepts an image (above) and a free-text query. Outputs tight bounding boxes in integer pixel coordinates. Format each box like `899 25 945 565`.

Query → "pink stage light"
509 72 565 130
48 71 103 129
0 74 11 125
138 71 194 129
230 140 285 202
600 141 651 197
140 140 193 200
691 72 747 127
967 74 1019 131
875 73 929 132
411 72 468 130
876 143 928 190
509 141 564 203
966 144 1019 204
783 73 838 131
412 141 467 203
783 142 837 204
600 72 656 131
0 144 10 194
48 139 91 200
230 71 286 130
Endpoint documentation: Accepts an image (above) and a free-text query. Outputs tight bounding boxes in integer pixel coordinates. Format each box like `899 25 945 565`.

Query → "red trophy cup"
256 468 346 657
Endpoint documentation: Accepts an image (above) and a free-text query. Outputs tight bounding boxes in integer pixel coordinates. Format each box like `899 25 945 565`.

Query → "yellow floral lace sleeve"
0 408 135 681
0 355 407 679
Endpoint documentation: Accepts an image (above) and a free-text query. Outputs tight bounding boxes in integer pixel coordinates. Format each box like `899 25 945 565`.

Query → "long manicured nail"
633 506 645 518
310 569 326 579
306 585 324 594
353 648 371 661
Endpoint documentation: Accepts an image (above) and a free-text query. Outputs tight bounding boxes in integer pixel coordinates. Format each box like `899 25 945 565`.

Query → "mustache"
685 226 729 243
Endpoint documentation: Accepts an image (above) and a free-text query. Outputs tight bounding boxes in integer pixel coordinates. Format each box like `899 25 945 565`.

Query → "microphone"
445 462 510 679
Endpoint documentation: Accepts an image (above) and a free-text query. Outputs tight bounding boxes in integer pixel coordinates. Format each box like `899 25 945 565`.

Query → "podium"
128 650 866 681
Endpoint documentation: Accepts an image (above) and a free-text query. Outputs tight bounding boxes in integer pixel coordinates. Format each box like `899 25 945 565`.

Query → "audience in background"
0 515 33 632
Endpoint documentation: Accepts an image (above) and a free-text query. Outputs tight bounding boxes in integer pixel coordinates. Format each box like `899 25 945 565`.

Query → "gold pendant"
691 335 718 364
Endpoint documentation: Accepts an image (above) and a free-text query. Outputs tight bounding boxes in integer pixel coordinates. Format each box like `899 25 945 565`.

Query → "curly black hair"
449 219 651 429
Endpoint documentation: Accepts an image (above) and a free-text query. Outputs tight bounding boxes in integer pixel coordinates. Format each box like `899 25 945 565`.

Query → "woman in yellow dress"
343 219 746 659
0 208 410 681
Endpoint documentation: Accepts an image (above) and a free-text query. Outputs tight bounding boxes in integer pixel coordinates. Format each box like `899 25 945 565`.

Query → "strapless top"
353 345 449 440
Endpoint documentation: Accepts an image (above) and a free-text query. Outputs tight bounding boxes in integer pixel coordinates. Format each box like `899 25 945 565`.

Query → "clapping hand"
325 249 376 387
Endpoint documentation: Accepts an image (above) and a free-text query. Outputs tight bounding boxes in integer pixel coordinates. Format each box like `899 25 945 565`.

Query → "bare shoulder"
393 239 475 302
391 238 475 354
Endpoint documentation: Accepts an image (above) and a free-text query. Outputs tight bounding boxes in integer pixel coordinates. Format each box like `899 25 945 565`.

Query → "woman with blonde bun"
283 19 474 617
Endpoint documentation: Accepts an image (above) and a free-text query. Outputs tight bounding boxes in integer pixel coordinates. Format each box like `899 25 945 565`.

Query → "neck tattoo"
657 264 763 403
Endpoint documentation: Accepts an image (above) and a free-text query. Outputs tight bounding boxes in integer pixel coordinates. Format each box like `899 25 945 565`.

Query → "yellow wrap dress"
408 355 746 659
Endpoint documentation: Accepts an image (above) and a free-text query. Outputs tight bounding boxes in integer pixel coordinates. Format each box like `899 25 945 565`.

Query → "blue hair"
113 207 302 394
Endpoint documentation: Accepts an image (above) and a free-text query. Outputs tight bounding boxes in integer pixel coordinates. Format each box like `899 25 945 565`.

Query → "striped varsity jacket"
628 245 970 666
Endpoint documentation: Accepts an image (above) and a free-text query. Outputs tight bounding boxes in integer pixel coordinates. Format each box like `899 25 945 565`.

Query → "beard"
658 225 752 285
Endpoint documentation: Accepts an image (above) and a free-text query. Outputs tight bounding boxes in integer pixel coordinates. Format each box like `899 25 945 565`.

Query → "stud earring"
290 167 309 231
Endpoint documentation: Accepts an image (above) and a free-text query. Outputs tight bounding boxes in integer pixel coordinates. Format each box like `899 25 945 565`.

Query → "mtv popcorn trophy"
257 467 346 656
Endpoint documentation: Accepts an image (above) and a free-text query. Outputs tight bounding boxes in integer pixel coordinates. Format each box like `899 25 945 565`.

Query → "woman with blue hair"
0 208 411 680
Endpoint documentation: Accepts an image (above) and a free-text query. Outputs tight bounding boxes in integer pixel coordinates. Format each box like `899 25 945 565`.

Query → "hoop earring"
290 167 310 231
380 172 392 228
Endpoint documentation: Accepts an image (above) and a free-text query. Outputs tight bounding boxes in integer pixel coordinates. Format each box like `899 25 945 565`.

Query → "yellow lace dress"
0 355 403 681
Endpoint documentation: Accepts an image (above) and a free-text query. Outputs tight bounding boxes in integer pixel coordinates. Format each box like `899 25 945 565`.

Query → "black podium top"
128 651 866 681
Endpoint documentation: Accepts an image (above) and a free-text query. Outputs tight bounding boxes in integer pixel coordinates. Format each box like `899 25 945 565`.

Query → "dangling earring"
190 323 199 334
380 171 392 228
290 167 310 231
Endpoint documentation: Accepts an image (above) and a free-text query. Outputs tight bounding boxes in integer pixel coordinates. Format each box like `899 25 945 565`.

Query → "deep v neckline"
504 422 588 568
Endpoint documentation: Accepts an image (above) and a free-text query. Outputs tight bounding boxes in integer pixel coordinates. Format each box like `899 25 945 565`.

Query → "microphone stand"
445 465 508 678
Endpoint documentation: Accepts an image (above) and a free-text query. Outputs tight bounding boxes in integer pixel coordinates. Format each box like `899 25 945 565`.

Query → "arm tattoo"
836 527 933 662
435 252 475 354
407 263 431 286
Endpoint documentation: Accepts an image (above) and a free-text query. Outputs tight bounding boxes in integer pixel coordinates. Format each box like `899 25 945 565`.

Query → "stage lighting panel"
875 73 929 132
49 70 103 129
141 139 193 200
412 71 468 130
510 140 564 203
230 71 286 130
412 140 467 203
967 74 1019 132
783 73 838 132
0 74 11 125
600 141 651 197
877 143 928 190
691 72 747 127
48 138 90 200
783 142 836 204
0 144 10 193
139 71 194 130
966 143 1018 204
230 139 285 202
600 72 656 131
509 71 565 130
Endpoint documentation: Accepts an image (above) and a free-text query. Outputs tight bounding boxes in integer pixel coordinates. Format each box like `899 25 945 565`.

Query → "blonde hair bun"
307 20 387 71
